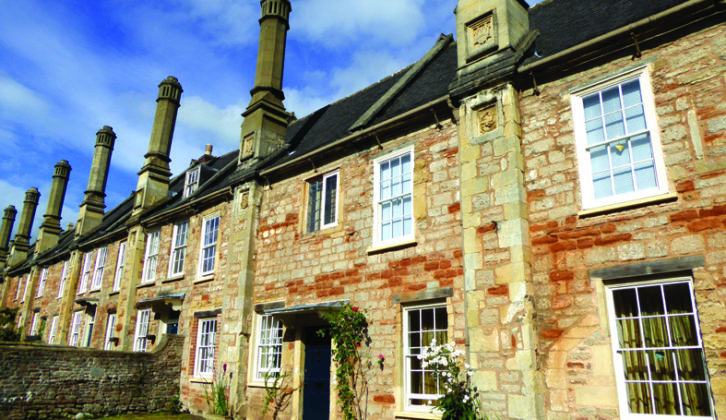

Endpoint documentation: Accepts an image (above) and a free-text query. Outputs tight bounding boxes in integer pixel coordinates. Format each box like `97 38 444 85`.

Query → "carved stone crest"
469 14 493 47
478 106 497 134
242 133 255 159
241 192 249 209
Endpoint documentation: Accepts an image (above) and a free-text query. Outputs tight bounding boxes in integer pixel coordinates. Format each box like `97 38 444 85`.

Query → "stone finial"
77 127 115 237
37 160 72 253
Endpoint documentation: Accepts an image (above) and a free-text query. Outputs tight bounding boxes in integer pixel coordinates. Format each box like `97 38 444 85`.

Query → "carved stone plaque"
241 192 249 209
242 133 255 159
469 14 493 47
478 106 497 134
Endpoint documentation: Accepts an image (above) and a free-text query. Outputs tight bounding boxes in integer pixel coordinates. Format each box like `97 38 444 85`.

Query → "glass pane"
664 283 693 314
652 382 680 415
602 86 621 114
435 307 447 329
613 167 634 195
583 94 601 120
593 172 612 199
590 145 609 173
421 331 435 348
669 315 698 346
605 112 625 139
410 356 422 370
625 105 646 133
647 350 676 381
381 222 391 241
408 309 420 332
643 317 669 348
423 371 438 395
638 286 665 316
613 289 638 318
679 383 712 416
585 119 604 145
610 142 631 167
621 80 642 108
630 134 653 162
617 318 642 349
380 161 389 183
676 349 706 381
392 197 402 219
410 371 423 395
634 162 657 190
621 350 648 380
421 309 434 330
626 381 653 414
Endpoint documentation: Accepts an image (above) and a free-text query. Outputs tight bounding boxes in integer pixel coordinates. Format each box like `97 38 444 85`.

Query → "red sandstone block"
567 362 585 369
565 216 577 225
532 235 558 245
477 222 498 234
687 219 721 232
676 180 695 193
412 255 428 263
577 238 594 249
487 285 509 296
406 283 426 292
715 326 726 333
528 190 546 200
453 250 463 259
448 203 461 214
593 233 632 246
373 394 395 404
670 210 699 223
552 295 572 310
439 260 452 269
531 220 558 232
700 205 726 218
540 329 564 338
434 269 458 279
424 262 439 271
550 270 574 282
600 224 617 234
558 228 599 239
400 258 412 267
440 278 454 287
315 274 330 282
387 278 402 287
550 241 577 252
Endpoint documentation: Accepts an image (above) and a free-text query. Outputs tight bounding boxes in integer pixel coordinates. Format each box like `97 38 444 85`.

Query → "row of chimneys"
0 77 184 271
0 0 293 271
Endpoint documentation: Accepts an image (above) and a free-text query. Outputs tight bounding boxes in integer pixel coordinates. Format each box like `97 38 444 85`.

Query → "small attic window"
183 167 200 198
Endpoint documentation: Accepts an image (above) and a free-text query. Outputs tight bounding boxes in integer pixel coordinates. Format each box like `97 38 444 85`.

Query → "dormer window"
184 167 200 198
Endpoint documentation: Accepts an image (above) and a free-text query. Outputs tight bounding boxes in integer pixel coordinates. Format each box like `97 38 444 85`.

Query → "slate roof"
527 0 690 62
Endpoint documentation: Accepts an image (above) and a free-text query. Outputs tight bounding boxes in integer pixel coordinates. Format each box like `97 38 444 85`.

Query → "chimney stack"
36 160 72 253
76 126 116 237
133 76 183 214
238 0 292 165
8 188 40 267
0 205 17 269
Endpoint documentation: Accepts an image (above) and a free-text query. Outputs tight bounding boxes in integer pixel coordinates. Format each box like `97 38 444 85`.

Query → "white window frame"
571 67 668 210
21 274 29 302
78 252 93 294
14 276 22 300
253 314 284 381
168 220 189 278
605 277 714 419
133 309 151 352
104 313 117 350
195 317 217 378
198 215 220 278
112 242 126 292
306 170 339 233
30 312 39 335
183 167 201 198
90 246 107 291
82 309 95 347
48 315 58 344
69 311 82 346
373 146 415 249
403 302 448 412
36 267 48 298
141 230 161 284
57 261 68 299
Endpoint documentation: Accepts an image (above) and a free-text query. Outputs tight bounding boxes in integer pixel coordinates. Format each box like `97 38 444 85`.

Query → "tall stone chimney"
238 0 291 165
36 160 72 253
76 126 116 237
8 188 40 267
0 205 17 269
133 76 183 214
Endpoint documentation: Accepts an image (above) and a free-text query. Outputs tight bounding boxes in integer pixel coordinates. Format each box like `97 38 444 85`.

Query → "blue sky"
0 0 542 241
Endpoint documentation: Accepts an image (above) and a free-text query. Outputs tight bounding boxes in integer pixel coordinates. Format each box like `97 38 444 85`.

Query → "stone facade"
0 1 724 419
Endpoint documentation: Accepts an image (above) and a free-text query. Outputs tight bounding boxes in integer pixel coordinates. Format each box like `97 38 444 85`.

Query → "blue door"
303 328 331 420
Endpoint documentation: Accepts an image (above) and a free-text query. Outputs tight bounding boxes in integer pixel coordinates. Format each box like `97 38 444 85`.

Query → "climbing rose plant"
419 340 484 420
319 304 382 420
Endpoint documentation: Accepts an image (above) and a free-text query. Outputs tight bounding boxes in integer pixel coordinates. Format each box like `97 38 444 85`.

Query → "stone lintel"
392 286 453 304
590 255 706 281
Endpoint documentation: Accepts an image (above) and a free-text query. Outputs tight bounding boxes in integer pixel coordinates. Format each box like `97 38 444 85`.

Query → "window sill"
88 289 100 294
190 378 213 384
137 282 155 289
194 275 214 284
163 275 184 283
109 291 120 296
394 411 441 420
367 239 417 255
579 192 678 218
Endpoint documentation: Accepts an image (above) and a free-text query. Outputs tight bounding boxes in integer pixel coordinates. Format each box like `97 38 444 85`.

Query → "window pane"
323 174 337 225
652 382 680 415
626 381 653 414
610 142 631 168
605 111 625 140
583 94 602 120
634 162 657 190
589 145 609 173
679 383 711 416
625 105 646 133
612 167 634 195
602 86 622 114
613 289 638 318
621 350 648 380
642 317 668 348
621 80 642 108
593 173 612 199
669 315 698 346
664 283 693 314
308 179 322 232
638 286 665 316
585 119 605 145
617 318 642 349
676 349 706 381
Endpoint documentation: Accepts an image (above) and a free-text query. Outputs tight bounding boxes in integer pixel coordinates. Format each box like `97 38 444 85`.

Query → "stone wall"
0 334 183 419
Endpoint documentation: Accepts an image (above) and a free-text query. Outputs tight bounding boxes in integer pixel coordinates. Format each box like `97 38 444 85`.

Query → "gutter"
518 0 717 74
260 95 451 176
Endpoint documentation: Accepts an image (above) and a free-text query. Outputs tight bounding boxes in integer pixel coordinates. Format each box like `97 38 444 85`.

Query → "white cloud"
0 76 50 118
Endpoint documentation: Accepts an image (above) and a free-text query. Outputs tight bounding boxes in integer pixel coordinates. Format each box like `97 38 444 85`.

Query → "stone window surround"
571 65 669 211
305 169 340 234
